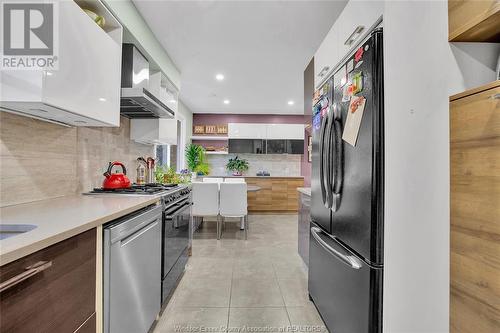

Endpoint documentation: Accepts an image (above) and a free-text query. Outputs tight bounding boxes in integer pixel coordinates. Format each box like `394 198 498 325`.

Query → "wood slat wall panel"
450 83 500 333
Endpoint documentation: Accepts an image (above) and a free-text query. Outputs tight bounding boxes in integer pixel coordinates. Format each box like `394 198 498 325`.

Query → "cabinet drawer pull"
317 66 330 78
344 25 365 46
0 261 52 293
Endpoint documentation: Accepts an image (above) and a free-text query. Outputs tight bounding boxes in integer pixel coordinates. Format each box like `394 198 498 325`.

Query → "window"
154 113 186 171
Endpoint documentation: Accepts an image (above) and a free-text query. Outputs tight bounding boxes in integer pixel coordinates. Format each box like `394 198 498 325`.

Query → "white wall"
178 101 193 141
382 1 499 332
175 100 193 169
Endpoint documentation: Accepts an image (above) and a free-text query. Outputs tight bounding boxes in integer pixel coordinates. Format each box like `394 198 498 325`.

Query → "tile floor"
153 214 327 333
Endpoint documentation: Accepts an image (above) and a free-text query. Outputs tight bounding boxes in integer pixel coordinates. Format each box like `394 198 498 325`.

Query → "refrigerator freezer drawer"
308 224 382 333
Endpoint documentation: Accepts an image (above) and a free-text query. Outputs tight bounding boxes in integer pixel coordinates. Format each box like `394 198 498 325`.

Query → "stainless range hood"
120 44 175 119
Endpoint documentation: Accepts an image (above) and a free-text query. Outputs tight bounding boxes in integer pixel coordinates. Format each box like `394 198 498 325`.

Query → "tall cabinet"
450 81 500 333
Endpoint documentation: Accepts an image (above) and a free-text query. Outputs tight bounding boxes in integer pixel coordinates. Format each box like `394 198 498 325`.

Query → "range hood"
120 44 175 119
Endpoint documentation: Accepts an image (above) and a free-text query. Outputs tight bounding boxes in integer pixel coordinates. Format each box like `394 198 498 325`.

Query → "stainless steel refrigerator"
309 28 384 333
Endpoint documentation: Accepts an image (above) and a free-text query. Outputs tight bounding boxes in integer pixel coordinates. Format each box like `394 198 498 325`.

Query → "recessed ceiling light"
287 100 295 105
169 99 177 103
223 99 230 104
215 74 225 81
99 97 106 102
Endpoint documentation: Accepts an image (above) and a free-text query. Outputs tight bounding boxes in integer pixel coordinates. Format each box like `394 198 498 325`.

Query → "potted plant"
226 156 249 176
185 144 211 179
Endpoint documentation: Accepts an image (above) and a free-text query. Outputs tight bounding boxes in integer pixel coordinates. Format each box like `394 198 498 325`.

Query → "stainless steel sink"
0 224 37 240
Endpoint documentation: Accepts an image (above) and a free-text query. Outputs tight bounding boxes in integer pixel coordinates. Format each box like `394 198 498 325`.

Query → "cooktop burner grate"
89 183 179 195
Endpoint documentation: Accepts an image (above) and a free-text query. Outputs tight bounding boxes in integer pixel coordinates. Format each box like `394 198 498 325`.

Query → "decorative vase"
232 171 242 176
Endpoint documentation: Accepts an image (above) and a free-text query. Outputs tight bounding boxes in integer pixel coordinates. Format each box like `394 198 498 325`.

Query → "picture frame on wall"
308 135 312 162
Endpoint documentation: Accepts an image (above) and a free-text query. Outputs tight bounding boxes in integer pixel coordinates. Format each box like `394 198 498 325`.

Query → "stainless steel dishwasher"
103 204 162 333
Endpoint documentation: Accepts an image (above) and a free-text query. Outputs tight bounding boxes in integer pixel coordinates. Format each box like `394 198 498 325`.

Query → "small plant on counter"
226 156 249 176
155 165 190 184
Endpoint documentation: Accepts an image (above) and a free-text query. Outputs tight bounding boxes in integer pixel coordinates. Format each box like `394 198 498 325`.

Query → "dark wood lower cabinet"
0 229 96 333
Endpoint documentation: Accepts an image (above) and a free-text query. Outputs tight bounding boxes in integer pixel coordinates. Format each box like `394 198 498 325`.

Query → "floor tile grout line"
272 261 292 326
226 253 235 332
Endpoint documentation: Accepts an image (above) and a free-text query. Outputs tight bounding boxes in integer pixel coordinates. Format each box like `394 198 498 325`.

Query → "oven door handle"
165 202 192 220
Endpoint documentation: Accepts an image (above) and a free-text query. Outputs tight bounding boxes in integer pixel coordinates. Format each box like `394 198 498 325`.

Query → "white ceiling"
133 0 347 114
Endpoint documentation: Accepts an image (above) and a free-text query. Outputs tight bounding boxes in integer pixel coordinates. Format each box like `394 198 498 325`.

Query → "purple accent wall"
193 113 305 125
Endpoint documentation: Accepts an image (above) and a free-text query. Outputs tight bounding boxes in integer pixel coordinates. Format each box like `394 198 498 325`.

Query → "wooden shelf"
448 0 500 42
450 80 500 101
205 151 228 155
191 136 228 141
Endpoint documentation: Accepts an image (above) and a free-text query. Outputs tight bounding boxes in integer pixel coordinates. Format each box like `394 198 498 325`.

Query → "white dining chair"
191 182 221 238
219 182 248 239
224 178 246 183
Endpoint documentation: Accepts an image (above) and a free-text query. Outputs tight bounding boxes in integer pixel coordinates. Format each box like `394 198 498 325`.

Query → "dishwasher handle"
120 220 159 246
109 205 162 244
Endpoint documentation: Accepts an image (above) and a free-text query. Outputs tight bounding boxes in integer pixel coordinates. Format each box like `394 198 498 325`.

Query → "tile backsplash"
0 113 153 207
206 153 301 177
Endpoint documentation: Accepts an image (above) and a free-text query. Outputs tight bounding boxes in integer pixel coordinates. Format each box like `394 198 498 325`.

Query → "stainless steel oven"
161 187 192 305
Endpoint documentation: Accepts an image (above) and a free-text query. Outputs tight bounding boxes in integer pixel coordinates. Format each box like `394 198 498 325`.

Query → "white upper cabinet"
314 0 383 88
266 124 304 140
131 119 178 145
228 123 304 140
149 72 179 114
228 123 267 139
336 1 383 62
314 23 339 89
0 0 122 126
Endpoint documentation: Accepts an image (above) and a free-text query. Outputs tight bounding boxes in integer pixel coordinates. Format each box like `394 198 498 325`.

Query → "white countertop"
0 194 162 266
297 187 311 196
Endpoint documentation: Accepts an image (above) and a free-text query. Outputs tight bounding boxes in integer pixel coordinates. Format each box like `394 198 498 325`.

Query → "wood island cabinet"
450 81 500 333
245 177 304 213
0 229 97 333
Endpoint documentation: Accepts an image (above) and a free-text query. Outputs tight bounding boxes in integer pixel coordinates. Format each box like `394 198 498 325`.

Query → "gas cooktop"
86 183 179 195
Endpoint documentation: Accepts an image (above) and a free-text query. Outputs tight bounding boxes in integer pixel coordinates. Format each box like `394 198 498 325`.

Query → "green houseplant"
185 144 210 177
226 156 249 176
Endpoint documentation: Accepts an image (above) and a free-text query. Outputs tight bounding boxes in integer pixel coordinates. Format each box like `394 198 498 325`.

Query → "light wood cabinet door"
246 178 304 212
448 0 500 41
450 82 500 333
0 229 96 333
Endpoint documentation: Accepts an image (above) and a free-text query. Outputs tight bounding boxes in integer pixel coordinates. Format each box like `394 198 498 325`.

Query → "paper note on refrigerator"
342 96 366 147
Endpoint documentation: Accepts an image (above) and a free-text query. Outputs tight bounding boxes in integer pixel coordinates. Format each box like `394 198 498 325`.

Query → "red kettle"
102 162 131 189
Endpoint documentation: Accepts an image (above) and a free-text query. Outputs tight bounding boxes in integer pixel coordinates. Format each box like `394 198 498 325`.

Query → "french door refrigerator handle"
323 109 333 209
319 111 328 207
332 108 344 211
311 227 362 269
